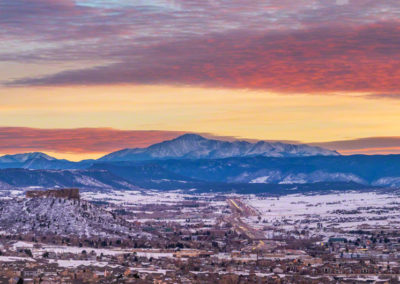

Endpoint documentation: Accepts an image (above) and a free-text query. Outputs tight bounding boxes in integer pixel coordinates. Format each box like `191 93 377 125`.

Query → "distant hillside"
91 155 400 190
0 168 138 191
142 155 400 186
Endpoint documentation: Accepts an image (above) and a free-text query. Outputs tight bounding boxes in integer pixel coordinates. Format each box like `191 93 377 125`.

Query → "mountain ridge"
0 152 56 163
99 134 340 161
0 134 339 166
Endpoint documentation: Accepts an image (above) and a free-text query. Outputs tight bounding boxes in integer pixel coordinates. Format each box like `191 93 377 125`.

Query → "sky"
1 0 400 160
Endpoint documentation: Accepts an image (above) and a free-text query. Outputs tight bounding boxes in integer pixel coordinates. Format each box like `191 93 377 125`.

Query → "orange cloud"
0 127 185 155
338 148 400 155
313 137 400 155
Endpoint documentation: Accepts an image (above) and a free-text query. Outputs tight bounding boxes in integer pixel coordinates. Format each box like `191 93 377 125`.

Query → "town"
0 188 400 283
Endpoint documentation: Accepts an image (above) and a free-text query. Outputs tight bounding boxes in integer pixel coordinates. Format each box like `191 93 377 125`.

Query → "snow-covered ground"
82 190 226 206
0 256 35 262
242 191 400 240
82 190 189 205
0 197 140 238
11 241 179 258
51 259 111 268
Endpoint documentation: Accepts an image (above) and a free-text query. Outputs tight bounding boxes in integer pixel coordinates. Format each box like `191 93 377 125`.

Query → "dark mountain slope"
0 168 138 190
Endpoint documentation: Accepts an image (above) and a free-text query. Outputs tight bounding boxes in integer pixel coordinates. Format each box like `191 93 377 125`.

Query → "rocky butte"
25 188 80 200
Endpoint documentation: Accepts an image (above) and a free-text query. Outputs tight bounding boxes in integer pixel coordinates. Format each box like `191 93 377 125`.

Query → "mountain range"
0 134 338 170
99 134 339 161
0 134 399 192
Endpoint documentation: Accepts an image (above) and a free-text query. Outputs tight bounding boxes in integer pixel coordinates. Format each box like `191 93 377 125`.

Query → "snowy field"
82 190 199 205
242 191 400 240
82 190 227 225
11 241 177 259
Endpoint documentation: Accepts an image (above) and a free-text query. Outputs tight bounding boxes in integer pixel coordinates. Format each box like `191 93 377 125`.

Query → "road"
227 198 260 217
227 198 266 243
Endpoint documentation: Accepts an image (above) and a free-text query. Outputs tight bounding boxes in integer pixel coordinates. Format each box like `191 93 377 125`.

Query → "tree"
24 249 33 257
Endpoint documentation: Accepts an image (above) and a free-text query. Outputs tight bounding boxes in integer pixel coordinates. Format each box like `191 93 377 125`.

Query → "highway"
227 198 266 243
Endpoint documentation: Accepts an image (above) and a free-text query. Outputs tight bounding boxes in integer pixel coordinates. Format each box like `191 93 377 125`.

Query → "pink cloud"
2 1 400 97
0 127 185 154
9 22 400 96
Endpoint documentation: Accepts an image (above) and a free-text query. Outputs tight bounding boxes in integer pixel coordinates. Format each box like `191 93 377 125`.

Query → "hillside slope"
0 168 138 190
0 197 140 238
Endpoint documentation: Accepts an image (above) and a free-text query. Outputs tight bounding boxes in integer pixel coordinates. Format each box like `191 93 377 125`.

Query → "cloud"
1 0 398 46
2 1 400 95
363 93 400 100
0 127 185 154
313 137 400 155
8 22 400 95
336 0 349 6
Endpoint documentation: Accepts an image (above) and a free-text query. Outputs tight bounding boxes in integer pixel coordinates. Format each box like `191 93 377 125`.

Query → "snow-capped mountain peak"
99 134 340 161
0 152 56 163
